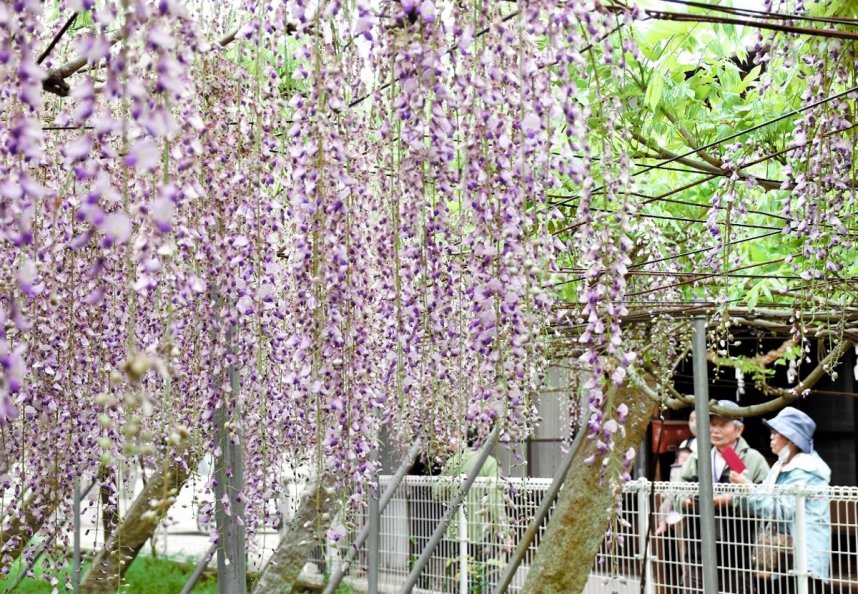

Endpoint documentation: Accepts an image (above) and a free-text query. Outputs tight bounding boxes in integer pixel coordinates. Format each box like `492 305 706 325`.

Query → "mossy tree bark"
252 478 333 594
522 386 656 594
81 453 197 594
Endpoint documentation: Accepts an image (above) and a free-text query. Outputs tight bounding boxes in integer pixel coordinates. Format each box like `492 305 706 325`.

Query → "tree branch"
657 107 789 191
631 131 724 175
627 367 693 409
631 130 785 191
42 26 128 97
607 4 858 41
41 19 265 98
707 337 798 368
756 338 853 399
216 22 298 49
632 339 853 417
81 450 198 593
660 108 726 171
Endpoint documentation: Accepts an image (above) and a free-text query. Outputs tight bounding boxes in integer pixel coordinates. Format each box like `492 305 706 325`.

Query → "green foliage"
0 556 217 594
550 6 858 319
120 556 218 594
322 570 355 594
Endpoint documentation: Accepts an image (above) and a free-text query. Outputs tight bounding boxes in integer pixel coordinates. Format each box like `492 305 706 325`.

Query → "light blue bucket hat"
763 406 816 453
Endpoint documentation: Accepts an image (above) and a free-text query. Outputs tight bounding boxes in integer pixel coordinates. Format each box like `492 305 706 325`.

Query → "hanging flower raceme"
780 58 855 283
367 0 474 457
550 2 641 447
279 0 389 500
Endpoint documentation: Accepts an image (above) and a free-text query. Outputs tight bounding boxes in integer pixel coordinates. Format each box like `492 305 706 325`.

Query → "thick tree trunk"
252 477 333 594
522 387 656 594
81 453 196 594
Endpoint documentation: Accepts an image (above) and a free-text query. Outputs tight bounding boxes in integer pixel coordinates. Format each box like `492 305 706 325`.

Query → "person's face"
770 430 790 455
710 416 743 450
688 411 697 437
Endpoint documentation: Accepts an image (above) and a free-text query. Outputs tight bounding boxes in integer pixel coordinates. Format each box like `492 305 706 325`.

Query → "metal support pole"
72 480 81 594
397 425 500 594
492 399 589 594
215 329 247 594
637 481 654 594
795 493 808 594
322 438 423 594
367 450 380 594
459 487 468 594
180 542 218 594
692 315 719 594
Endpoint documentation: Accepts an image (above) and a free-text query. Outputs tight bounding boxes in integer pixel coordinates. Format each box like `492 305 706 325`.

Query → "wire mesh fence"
305 477 858 594
307 476 553 593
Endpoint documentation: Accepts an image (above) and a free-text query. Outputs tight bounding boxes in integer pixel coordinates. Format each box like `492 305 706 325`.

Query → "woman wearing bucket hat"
730 406 831 594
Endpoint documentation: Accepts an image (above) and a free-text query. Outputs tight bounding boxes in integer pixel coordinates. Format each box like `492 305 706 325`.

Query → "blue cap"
763 407 815 453
711 400 743 422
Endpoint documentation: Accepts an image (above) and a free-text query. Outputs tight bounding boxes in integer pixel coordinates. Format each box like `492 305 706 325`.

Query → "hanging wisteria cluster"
711 0 857 285
0 0 648 581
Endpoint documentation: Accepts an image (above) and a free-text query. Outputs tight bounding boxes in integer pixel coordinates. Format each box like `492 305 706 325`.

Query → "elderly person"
730 407 831 594
678 400 770 594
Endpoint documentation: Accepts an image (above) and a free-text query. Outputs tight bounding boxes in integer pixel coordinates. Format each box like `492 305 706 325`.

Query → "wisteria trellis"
1 0 856 587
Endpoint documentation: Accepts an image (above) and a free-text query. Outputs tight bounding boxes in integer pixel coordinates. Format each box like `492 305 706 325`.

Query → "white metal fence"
306 477 858 594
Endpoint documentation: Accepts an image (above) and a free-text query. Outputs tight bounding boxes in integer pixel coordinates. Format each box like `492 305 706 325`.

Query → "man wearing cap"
677 400 770 594
730 406 831 593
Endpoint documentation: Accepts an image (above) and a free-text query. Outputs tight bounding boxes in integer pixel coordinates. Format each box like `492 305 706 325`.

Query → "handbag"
753 499 793 578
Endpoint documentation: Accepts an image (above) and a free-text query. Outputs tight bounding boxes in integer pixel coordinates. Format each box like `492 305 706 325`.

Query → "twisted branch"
629 339 854 417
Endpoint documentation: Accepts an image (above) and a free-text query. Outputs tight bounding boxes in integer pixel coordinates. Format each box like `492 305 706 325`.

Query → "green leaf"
645 71 665 111
746 282 760 312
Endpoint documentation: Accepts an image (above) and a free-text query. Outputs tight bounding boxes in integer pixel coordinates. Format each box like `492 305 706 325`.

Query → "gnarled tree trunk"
252 477 332 594
522 386 656 594
81 452 197 594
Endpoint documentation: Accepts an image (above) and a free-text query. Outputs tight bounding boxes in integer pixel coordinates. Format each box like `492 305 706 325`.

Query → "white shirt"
712 448 728 482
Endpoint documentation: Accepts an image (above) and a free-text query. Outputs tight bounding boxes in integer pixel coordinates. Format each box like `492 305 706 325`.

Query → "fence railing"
306 477 858 594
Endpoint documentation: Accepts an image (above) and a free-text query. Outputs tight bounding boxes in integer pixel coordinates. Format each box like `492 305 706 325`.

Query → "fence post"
637 480 654 594
459 486 468 594
397 424 500 594
321 438 423 594
794 491 808 594
367 448 380 594
72 479 81 594
180 542 218 594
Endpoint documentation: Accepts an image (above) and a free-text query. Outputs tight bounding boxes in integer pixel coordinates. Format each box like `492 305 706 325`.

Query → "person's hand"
655 520 668 536
730 470 750 485
730 470 753 494
713 494 732 507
